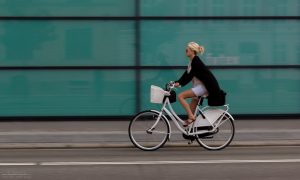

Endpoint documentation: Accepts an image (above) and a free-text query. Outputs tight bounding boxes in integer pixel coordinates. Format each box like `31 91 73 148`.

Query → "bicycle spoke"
196 112 235 150
217 117 229 127
149 130 169 135
129 111 170 151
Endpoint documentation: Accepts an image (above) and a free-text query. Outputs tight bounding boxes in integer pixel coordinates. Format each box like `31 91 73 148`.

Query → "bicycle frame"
149 96 232 140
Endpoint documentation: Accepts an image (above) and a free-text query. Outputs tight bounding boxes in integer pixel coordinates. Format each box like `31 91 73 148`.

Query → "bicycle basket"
150 85 167 104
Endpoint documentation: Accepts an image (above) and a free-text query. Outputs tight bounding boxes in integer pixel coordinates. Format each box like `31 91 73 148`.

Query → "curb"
0 143 133 149
0 140 299 149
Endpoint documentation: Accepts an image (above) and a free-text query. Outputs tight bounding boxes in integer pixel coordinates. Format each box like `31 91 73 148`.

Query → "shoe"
183 118 195 127
182 133 196 141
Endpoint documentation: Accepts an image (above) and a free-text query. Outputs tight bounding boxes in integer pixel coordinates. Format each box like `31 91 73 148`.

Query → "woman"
175 42 222 127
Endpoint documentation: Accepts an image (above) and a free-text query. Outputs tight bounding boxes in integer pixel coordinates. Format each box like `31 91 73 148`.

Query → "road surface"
0 146 299 180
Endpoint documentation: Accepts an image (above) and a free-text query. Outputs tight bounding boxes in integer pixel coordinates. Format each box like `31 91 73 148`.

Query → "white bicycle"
128 81 235 151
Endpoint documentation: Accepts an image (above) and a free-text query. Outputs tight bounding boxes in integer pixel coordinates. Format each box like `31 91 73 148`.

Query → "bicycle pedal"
201 135 214 139
188 140 194 145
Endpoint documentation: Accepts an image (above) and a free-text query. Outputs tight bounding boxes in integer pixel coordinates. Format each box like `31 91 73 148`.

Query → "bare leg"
190 98 199 117
178 89 197 119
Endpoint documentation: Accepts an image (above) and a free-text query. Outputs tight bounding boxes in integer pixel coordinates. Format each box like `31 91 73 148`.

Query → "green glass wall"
0 21 135 66
0 70 135 116
141 21 300 66
141 0 300 16
0 0 135 16
0 0 299 117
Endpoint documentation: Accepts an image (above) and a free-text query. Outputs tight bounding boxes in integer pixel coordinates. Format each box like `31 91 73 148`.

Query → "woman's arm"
175 70 193 87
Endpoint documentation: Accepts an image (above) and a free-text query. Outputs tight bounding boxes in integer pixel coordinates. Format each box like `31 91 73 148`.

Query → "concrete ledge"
0 140 299 149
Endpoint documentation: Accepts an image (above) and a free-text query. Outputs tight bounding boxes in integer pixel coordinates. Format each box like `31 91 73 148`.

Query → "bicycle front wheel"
196 112 235 150
128 110 170 151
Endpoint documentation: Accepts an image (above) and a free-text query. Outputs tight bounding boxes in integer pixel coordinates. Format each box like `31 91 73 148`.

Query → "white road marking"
39 159 300 165
0 163 36 166
1 173 31 176
1 159 300 166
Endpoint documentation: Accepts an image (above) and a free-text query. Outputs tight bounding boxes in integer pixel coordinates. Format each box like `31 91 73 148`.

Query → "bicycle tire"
196 112 235 150
128 110 170 151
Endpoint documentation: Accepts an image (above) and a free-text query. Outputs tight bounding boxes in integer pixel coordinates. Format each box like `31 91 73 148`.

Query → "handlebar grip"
165 81 175 91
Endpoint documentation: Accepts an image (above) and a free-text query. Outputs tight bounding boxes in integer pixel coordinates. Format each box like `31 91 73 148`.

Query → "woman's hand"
174 82 181 87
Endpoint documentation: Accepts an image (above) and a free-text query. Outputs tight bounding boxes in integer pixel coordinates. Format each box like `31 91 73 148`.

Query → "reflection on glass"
0 21 135 66
0 0 135 16
141 21 300 66
141 0 300 16
0 70 135 116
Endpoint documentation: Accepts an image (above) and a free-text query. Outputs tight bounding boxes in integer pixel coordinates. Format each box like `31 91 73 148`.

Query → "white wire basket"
150 85 168 104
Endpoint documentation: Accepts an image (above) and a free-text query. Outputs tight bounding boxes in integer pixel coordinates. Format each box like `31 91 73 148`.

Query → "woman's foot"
183 117 196 127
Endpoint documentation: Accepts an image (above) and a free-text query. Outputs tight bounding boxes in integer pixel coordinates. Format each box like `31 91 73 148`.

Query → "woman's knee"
178 92 185 100
179 90 195 99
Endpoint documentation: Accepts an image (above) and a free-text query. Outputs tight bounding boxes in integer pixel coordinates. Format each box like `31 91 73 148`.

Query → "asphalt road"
0 119 300 148
0 146 299 180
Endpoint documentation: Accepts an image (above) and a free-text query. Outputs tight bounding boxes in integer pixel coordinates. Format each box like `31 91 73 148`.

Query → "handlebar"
165 81 176 91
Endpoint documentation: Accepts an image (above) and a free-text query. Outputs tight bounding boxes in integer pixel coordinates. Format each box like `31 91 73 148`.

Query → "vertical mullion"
135 0 141 113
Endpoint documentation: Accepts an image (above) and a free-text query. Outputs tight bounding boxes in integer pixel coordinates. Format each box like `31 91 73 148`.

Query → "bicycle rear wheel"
196 112 235 150
128 110 170 151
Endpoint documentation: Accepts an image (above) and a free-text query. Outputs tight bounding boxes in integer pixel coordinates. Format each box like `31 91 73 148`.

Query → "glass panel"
214 69 300 114
0 70 135 116
0 0 134 16
141 69 300 114
141 0 300 16
141 20 300 66
0 21 135 66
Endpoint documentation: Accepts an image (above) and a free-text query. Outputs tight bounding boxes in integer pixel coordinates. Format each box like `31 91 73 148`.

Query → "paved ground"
0 120 299 179
0 146 299 180
0 119 299 148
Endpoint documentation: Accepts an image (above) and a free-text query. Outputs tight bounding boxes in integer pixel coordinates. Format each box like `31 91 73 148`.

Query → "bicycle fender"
214 108 234 121
224 111 235 121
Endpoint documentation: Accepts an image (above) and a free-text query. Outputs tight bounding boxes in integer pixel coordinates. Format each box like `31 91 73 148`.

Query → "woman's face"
185 47 195 58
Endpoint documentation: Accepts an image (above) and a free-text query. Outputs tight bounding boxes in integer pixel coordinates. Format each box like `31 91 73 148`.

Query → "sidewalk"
0 119 299 149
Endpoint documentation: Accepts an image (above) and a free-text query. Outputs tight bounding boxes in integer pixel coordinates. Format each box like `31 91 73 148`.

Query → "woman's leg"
190 98 199 117
178 89 197 119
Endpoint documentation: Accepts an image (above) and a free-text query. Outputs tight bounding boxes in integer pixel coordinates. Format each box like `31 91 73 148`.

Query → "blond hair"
187 42 205 55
